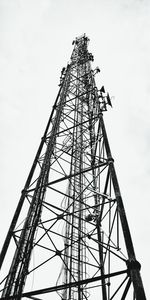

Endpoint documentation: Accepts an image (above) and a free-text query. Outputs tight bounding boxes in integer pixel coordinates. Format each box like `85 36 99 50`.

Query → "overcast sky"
0 0 150 297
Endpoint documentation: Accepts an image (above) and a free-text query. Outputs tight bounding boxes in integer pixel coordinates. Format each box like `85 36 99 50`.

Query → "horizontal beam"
1 269 128 299
55 114 99 136
27 161 107 193
47 162 107 186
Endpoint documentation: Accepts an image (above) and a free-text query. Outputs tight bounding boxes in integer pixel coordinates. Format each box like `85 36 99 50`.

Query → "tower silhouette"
0 34 146 300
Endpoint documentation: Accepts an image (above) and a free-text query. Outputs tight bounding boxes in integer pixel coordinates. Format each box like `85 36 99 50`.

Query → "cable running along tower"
0 34 147 300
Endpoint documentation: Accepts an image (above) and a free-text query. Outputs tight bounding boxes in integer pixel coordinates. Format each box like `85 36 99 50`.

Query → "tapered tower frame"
0 34 146 300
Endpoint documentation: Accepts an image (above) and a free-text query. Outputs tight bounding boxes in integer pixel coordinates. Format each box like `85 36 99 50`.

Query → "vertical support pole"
0 85 63 271
100 113 147 300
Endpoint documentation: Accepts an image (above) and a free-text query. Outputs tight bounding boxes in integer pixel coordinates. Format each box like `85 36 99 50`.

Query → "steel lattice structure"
0 34 147 300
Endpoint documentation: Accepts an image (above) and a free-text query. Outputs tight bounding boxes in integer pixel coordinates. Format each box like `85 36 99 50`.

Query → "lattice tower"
0 34 147 300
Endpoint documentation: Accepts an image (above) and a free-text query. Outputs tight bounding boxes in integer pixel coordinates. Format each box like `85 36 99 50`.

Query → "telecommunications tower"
0 34 147 300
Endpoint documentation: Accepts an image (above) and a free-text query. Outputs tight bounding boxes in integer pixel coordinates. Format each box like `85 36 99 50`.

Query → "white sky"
0 0 150 297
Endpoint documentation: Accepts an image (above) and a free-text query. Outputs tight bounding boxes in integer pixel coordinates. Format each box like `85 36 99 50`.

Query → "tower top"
72 33 90 45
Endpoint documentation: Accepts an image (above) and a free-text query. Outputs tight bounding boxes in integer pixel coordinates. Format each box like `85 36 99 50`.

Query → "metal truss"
0 34 147 300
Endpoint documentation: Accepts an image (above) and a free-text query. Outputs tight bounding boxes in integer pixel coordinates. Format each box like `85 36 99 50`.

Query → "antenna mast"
0 34 147 300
